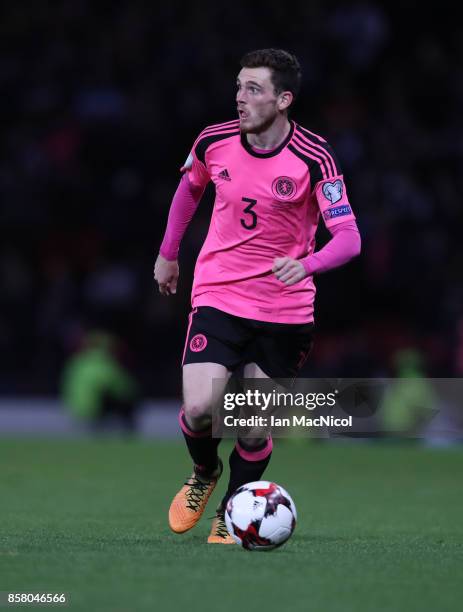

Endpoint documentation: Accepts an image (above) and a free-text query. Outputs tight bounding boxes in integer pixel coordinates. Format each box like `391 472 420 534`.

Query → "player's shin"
179 407 221 477
220 436 273 509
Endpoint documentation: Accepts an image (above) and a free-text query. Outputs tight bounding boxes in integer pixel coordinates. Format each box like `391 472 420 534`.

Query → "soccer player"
154 49 361 544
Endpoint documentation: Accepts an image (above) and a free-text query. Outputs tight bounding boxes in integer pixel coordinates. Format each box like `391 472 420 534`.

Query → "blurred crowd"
0 1 462 396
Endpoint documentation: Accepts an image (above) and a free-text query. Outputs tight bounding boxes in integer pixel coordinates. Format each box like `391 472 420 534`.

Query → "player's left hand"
272 257 307 286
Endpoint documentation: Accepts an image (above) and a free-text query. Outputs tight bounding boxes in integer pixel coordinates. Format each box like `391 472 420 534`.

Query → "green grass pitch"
1 439 462 611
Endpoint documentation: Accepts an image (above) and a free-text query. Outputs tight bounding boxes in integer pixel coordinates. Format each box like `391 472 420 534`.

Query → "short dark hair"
240 48 302 104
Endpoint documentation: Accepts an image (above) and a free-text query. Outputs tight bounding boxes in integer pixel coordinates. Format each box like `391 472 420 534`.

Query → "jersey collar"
240 120 295 158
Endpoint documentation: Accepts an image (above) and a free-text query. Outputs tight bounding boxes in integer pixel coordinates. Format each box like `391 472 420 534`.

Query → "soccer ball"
225 481 297 550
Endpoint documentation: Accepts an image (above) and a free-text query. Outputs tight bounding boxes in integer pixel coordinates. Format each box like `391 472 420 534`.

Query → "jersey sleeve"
313 174 356 229
182 141 211 191
302 137 356 229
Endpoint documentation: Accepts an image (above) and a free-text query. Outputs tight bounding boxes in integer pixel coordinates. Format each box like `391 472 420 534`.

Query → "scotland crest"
272 176 297 200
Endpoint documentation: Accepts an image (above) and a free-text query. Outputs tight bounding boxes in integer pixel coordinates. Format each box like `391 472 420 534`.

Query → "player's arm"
154 174 203 295
300 219 361 275
273 220 361 285
273 174 361 285
154 149 210 296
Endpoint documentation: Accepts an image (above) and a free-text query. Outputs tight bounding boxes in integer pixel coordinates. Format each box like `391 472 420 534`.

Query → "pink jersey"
184 118 355 323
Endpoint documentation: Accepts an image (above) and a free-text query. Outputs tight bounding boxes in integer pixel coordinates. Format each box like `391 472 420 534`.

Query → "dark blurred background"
1 1 462 399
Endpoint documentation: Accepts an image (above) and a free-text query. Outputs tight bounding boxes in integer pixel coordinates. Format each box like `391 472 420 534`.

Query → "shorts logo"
323 205 352 220
272 176 297 200
322 180 343 204
190 334 207 352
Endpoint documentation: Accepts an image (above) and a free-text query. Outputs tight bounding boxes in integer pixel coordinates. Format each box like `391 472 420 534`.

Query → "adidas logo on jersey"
218 169 231 181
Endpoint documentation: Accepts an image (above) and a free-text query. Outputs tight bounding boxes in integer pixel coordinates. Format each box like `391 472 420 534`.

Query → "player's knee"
238 433 268 449
183 400 212 424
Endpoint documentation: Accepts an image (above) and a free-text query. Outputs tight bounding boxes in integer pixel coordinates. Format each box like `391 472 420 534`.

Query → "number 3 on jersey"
240 197 257 230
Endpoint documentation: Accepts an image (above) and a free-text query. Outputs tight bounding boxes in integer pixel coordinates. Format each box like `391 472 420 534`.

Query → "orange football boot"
169 459 223 534
207 507 235 544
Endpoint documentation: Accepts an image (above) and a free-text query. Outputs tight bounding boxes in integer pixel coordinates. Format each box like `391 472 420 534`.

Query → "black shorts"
182 306 314 379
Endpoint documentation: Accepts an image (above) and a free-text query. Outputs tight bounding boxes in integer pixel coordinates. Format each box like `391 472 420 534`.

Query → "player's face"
236 67 286 134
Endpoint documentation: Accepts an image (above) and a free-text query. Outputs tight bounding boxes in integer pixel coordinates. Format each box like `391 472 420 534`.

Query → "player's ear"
278 91 293 111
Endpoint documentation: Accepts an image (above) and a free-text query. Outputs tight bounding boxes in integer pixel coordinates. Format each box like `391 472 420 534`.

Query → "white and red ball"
225 481 297 550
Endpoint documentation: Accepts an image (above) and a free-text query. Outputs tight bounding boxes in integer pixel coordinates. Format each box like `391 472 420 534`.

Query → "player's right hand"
154 254 179 296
